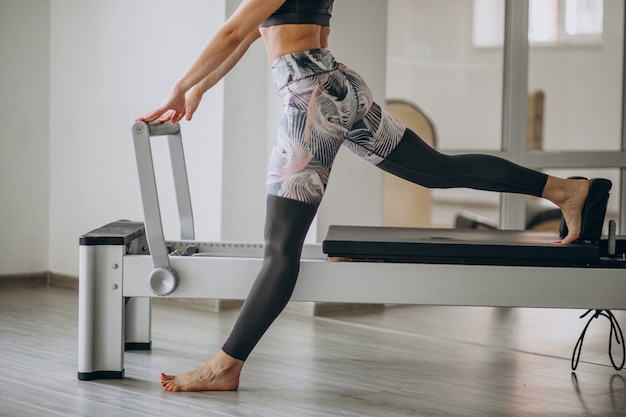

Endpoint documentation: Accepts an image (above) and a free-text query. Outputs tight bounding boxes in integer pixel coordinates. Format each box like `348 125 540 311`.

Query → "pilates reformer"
77 121 626 381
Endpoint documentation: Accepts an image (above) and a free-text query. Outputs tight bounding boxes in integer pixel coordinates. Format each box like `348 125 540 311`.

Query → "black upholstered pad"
323 226 600 266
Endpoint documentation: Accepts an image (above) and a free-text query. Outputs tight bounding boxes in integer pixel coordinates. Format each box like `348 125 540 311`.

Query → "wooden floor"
2 282 626 416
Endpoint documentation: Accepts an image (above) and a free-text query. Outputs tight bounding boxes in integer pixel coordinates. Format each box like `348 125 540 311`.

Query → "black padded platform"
79 220 145 246
323 225 601 266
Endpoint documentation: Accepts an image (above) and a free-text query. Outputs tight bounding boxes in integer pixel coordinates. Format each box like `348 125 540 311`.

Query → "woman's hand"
137 86 205 124
182 88 203 121
136 87 187 123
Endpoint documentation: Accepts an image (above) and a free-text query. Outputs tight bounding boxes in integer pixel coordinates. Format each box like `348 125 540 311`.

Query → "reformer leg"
78 220 146 380
125 297 152 350
77 244 126 380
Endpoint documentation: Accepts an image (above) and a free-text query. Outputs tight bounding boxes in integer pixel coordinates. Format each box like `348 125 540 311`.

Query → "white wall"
48 0 226 276
0 0 50 275
219 0 269 242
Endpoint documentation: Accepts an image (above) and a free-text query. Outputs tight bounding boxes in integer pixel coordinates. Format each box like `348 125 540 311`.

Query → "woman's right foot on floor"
160 349 244 392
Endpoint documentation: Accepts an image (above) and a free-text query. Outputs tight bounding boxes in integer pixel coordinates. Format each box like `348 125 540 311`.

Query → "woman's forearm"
137 0 284 123
174 28 244 94
174 0 283 94
191 28 261 96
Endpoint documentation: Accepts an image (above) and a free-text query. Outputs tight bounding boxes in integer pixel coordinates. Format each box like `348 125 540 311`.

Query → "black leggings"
378 128 548 197
222 195 318 361
221 128 548 361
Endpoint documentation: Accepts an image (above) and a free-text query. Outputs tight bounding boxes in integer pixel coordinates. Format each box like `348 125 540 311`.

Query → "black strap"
572 309 625 371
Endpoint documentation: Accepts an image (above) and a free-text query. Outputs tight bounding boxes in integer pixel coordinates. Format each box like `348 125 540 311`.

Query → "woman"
138 0 610 392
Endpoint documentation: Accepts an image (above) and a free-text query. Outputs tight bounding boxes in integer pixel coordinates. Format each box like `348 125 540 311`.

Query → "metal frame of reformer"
77 121 626 381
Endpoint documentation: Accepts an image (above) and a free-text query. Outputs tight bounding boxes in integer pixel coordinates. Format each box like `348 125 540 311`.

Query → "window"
564 0 604 36
473 0 604 47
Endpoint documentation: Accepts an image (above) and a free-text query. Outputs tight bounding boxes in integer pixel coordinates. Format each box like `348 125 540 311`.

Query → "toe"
561 230 580 245
162 382 175 391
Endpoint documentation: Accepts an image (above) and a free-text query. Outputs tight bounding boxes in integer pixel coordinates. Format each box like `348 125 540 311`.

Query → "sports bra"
260 0 334 27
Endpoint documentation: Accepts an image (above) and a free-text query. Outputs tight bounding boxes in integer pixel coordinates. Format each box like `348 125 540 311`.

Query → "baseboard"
0 272 49 286
153 298 244 313
0 272 79 290
49 273 79 290
286 302 384 316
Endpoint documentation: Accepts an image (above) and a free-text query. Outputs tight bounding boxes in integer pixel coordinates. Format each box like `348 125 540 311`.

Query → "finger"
137 112 157 122
158 110 175 122
171 112 184 124
137 109 164 122
185 106 195 121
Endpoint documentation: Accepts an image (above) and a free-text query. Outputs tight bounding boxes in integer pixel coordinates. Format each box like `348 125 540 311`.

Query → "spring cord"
572 309 625 371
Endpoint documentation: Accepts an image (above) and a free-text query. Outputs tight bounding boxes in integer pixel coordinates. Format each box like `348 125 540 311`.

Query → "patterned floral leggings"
267 48 405 205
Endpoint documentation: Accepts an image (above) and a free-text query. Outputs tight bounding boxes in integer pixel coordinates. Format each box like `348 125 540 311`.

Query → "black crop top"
260 0 334 27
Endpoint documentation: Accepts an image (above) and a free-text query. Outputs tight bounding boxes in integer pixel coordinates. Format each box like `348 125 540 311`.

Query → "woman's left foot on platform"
559 177 611 244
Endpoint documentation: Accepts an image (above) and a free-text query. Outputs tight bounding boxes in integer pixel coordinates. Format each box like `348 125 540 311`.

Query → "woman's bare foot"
160 349 244 392
542 177 589 244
